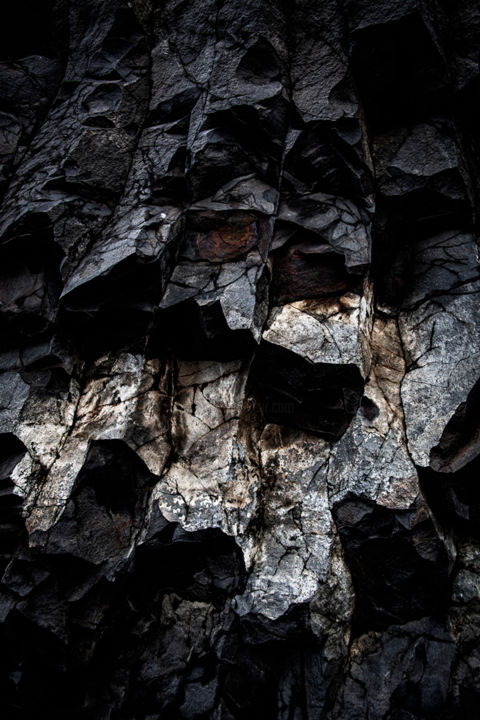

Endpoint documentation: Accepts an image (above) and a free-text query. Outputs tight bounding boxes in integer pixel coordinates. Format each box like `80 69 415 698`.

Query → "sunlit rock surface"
1 0 480 717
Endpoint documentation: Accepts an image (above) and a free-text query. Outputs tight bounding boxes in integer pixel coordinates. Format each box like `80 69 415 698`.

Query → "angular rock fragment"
333 618 456 720
333 495 451 632
25 352 170 533
327 316 418 508
150 357 257 533
253 289 371 439
158 212 272 355
399 230 480 466
235 426 350 622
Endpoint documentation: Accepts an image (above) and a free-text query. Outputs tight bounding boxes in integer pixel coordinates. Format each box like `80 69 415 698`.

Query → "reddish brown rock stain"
196 219 257 261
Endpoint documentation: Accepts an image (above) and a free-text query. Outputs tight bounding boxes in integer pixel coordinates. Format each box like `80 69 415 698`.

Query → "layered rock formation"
1 0 480 717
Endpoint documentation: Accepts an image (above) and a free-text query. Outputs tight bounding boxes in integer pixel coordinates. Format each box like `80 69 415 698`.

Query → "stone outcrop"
1 0 480 717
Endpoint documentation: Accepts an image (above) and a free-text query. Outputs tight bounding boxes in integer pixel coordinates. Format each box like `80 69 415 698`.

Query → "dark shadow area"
59 254 168 360
251 340 364 440
153 299 257 361
270 230 361 304
333 495 451 634
0 214 63 349
236 37 283 85
419 453 480 539
0 444 247 720
282 118 373 201
372 190 470 310
147 88 201 129
350 13 449 133
0 434 27 575
188 98 290 199
147 147 189 205
0 0 69 60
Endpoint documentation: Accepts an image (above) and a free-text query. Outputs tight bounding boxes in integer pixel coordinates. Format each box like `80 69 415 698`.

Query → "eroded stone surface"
400 231 480 467
1 0 480 717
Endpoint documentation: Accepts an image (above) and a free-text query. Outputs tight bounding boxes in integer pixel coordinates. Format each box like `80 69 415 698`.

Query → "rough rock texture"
1 0 480 718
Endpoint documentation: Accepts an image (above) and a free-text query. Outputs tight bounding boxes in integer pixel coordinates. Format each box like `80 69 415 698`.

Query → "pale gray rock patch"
328 317 418 509
263 286 373 377
235 427 337 620
26 353 170 533
400 231 480 467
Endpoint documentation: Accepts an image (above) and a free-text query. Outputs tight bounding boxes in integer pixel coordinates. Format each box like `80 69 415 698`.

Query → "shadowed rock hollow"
1 0 480 718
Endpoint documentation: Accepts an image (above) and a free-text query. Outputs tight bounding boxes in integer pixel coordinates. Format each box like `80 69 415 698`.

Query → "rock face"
1 0 480 717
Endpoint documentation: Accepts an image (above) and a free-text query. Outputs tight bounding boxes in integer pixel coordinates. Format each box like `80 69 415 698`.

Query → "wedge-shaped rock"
400 230 480 466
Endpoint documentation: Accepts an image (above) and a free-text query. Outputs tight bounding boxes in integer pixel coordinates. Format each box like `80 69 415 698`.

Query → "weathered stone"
0 0 479 717
399 230 480 467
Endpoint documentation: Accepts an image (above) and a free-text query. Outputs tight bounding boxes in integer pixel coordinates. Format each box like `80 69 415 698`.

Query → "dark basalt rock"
1 0 480 718
333 496 451 633
333 617 456 720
